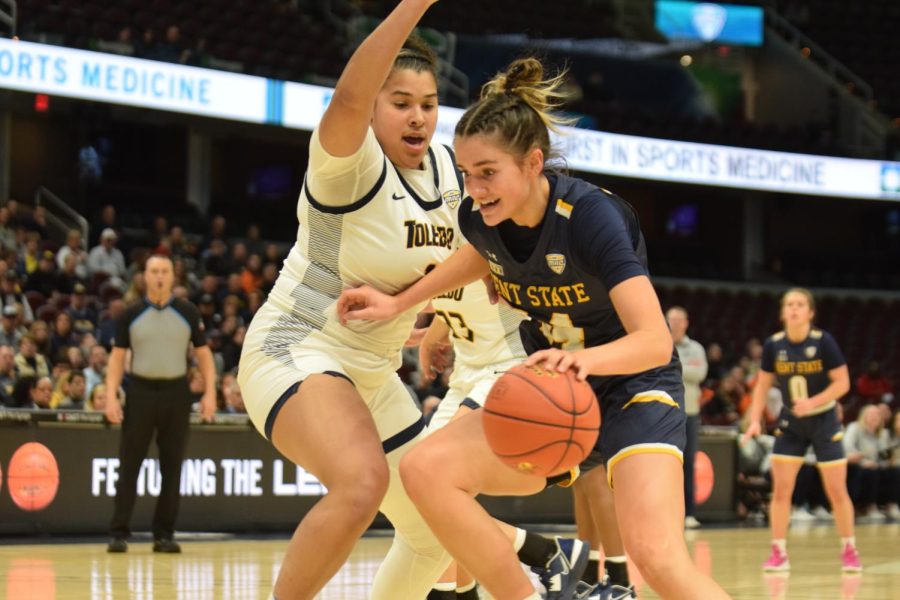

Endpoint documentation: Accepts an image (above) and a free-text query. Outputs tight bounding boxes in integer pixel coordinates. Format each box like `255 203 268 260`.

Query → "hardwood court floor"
1 523 898 599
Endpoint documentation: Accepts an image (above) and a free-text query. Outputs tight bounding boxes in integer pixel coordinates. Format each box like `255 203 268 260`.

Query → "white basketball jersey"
431 280 527 370
265 127 463 357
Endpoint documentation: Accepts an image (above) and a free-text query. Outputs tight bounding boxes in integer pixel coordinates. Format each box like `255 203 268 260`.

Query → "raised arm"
318 0 438 157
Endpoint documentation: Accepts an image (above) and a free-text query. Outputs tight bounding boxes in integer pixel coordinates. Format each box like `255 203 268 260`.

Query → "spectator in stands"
202 239 230 277
167 226 189 261
220 325 245 374
0 344 15 404
702 372 742 426
245 290 264 320
667 306 708 530
704 342 727 387
0 305 23 348
220 371 246 414
84 343 107 400
88 228 128 289
223 273 247 306
205 215 228 249
197 294 221 332
15 335 50 379
25 250 61 298
22 206 49 239
1 271 34 324
183 37 210 68
244 224 264 257
844 405 893 520
97 298 126 350
172 257 198 293
58 253 87 295
87 382 109 412
240 254 264 295
67 283 98 337
0 206 16 252
856 360 894 405
56 229 89 279
155 25 185 64
134 28 159 61
9 375 50 409
28 320 51 358
4 199 21 229
742 337 764 385
229 242 248 274
263 242 283 268
49 312 77 363
50 370 81 409
17 232 41 277
122 272 146 304
260 263 278 296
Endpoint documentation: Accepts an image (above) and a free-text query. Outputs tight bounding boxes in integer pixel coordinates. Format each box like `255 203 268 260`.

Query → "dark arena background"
0 1 898 598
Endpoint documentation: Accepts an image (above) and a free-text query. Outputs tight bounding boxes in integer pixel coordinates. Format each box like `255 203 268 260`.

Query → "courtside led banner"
1 38 897 201
655 1 764 47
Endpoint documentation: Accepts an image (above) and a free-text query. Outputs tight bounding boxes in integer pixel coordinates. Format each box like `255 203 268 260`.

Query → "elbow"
837 379 851 398
650 332 674 369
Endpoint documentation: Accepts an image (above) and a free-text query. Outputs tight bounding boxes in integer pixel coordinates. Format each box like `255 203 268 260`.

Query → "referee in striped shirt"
104 254 217 553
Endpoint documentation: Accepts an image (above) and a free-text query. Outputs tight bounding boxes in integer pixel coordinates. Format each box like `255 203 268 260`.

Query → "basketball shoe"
536 537 588 600
762 544 790 572
574 576 636 599
840 543 861 572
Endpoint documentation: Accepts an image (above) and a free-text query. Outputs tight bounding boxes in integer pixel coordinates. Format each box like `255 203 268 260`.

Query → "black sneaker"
153 538 182 553
107 537 128 553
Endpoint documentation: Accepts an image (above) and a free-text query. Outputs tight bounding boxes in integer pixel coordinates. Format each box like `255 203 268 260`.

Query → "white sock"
589 549 601 561
433 582 456 592
606 554 627 564
513 527 527 552
456 581 476 593
841 536 856 549
524 593 542 600
772 539 787 553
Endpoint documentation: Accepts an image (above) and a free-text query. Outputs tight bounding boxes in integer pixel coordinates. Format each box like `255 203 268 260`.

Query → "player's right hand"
420 339 453 380
740 421 761 446
337 284 400 324
105 396 123 425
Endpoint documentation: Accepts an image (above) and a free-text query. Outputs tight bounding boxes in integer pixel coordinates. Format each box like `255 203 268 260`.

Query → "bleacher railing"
34 186 89 250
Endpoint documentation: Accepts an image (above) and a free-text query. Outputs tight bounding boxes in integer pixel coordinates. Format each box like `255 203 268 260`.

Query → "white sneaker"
790 507 816 522
812 506 833 520
886 504 900 520
684 515 701 529
865 508 886 522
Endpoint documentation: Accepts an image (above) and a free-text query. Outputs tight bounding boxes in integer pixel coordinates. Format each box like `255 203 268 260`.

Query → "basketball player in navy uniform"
238 1 459 598
743 288 861 573
339 58 730 600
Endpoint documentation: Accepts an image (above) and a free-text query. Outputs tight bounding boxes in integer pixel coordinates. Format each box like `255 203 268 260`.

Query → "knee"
771 482 794 503
329 457 390 522
625 538 679 588
399 445 440 500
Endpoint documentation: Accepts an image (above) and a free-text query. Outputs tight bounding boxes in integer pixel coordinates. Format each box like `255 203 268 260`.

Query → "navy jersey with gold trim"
761 328 845 413
458 173 680 376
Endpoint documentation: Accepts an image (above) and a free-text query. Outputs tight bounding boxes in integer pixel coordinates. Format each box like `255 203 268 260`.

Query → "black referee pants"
109 376 192 540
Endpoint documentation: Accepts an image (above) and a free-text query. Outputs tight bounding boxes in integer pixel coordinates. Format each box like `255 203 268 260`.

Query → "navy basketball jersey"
458 173 679 379
761 328 846 415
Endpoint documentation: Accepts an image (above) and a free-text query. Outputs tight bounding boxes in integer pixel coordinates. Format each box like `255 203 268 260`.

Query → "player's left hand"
525 348 591 381
791 397 816 417
200 391 217 422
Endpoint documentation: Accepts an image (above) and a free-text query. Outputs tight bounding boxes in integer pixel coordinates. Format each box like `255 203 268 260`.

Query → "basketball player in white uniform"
426 279 527 431
238 1 458 598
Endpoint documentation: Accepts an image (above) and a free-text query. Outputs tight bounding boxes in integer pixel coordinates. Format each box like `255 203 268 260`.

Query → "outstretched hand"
337 285 401 324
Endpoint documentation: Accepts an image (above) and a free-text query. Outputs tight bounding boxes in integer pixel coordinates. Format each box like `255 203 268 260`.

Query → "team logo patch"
546 253 566 274
443 189 461 209
805 346 817 358
488 261 505 276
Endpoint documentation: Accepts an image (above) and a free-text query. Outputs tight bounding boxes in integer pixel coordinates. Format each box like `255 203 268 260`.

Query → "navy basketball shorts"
579 364 687 486
772 406 846 464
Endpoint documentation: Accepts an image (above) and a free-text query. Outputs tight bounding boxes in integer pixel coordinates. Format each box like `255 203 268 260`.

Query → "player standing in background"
339 57 730 600
237 1 460 598
743 288 861 573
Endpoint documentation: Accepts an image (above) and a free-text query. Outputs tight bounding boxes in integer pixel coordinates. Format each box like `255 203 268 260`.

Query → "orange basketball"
694 450 715 505
7 442 60 511
483 364 600 477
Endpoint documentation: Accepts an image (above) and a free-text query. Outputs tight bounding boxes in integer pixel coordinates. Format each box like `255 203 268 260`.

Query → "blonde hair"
858 405 884 434
455 57 575 163
780 287 816 312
